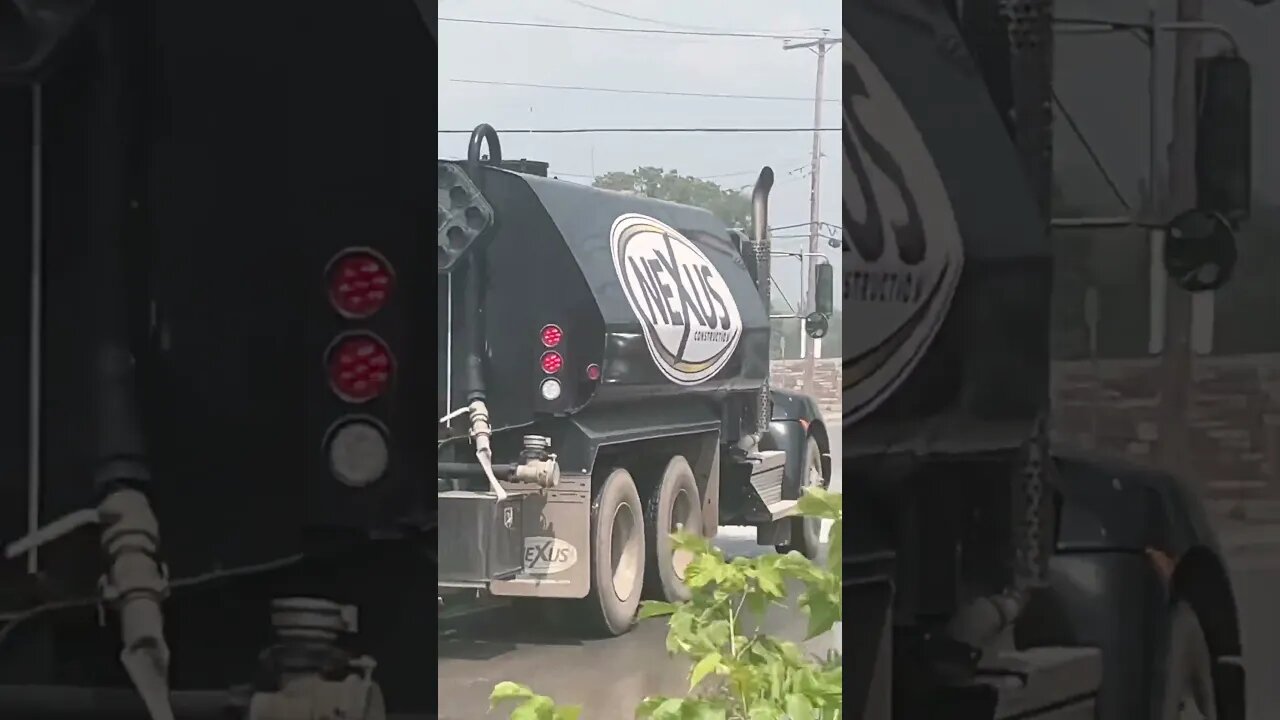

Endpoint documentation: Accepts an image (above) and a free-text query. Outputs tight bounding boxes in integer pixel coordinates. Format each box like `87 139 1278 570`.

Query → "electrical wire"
449 78 841 104
560 0 760 32
437 16 826 40
438 127 840 135
1050 89 1133 212
0 553 307 653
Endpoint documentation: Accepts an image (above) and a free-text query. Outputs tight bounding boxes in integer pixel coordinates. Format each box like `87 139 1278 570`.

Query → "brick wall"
771 359 842 436
1051 354 1280 499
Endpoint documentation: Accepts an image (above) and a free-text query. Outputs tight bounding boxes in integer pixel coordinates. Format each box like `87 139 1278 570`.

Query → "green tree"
594 167 753 235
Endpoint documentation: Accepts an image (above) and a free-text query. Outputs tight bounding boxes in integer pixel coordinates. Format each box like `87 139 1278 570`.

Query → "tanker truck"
844 2 1253 719
436 126 837 636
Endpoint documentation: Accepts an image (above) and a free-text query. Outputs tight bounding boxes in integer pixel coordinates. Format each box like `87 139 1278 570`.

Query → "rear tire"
777 436 826 560
580 467 646 636
1156 601 1217 720
641 455 703 603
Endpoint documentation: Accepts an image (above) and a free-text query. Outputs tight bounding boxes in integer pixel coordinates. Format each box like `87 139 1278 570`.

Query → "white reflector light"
539 378 562 401
328 420 389 487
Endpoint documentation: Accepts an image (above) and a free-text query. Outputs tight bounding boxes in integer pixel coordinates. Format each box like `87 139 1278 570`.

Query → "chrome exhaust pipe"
750 167 774 439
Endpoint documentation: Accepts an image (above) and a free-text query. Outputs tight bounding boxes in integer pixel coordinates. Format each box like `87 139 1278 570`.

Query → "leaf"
553 706 583 720
755 563 785 597
826 519 842 577
639 601 681 619
490 682 536 708
803 590 841 640
680 700 728 720
785 694 817 720
795 488 842 521
648 697 687 720
509 695 556 720
745 587 770 618
689 652 722 690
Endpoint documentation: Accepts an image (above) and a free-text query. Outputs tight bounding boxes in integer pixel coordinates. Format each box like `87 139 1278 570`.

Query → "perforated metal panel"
437 162 495 272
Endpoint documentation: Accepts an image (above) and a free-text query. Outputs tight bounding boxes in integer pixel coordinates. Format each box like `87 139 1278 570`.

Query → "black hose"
438 462 516 480
460 124 502 404
85 9 151 492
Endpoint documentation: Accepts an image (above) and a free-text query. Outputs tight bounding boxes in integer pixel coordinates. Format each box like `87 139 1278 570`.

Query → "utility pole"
784 32 837 395
1158 0 1202 472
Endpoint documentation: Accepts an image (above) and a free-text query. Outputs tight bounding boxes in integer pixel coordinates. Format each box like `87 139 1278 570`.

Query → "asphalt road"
438 468 844 720
438 480 1280 720
1229 540 1280 720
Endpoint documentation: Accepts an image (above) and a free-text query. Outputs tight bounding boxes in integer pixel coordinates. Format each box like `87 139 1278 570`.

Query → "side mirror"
814 262 834 316
805 312 829 339
1196 55 1252 222
1163 209 1237 292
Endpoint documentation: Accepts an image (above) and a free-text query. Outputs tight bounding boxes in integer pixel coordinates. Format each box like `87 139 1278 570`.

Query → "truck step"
979 647 1101 719
743 449 786 507
761 499 797 521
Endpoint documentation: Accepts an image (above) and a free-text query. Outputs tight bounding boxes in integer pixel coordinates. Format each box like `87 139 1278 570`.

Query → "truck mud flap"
438 490 528 586
489 473 592 600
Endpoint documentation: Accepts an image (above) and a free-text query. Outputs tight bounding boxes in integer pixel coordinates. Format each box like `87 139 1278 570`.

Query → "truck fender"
762 388 831 500
1016 452 1245 720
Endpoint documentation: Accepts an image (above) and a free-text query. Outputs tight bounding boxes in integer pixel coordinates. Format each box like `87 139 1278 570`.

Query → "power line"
437 16 824 40
559 0 833 36
449 78 841 103
438 127 841 135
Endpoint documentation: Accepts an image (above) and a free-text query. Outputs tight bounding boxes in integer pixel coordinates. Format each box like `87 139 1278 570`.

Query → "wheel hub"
610 502 641 601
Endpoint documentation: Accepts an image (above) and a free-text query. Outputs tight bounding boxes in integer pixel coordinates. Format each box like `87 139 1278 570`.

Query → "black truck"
436 128 836 636
844 2 1254 719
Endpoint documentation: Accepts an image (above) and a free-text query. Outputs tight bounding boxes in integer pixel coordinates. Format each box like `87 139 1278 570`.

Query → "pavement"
437 472 1280 720
437 471 843 719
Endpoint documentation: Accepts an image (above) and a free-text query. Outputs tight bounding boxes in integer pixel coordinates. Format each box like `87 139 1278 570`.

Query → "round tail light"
540 324 563 348
328 334 393 403
540 351 563 374
327 418 389 487
328 249 394 318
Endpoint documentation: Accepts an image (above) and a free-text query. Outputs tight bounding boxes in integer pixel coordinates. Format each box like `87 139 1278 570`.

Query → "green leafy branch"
491 487 843 720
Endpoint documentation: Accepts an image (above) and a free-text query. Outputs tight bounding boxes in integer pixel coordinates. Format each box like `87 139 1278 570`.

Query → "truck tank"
843 0 1053 456
438 163 771 430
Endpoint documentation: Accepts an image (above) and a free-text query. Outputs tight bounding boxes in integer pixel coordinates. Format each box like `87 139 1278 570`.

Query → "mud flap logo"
842 31 964 424
610 214 742 385
503 507 514 529
524 536 579 575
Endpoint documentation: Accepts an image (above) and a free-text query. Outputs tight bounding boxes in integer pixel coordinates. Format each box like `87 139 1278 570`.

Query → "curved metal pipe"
750 168 775 437
460 124 501 404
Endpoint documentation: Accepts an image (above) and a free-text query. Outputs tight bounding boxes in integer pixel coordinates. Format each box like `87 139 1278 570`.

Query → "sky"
436 0 842 310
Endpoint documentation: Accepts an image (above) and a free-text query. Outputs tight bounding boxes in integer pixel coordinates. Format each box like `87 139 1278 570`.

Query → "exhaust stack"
750 167 774 438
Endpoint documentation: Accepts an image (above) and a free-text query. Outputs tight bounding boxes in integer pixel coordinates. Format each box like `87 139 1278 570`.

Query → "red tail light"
540 324 563 348
328 333 393 403
328 249 394 319
540 351 563 374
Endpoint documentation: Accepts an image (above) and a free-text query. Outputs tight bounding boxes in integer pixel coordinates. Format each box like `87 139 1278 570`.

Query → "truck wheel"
641 455 703 602
777 436 826 560
1156 601 1217 720
581 467 646 636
